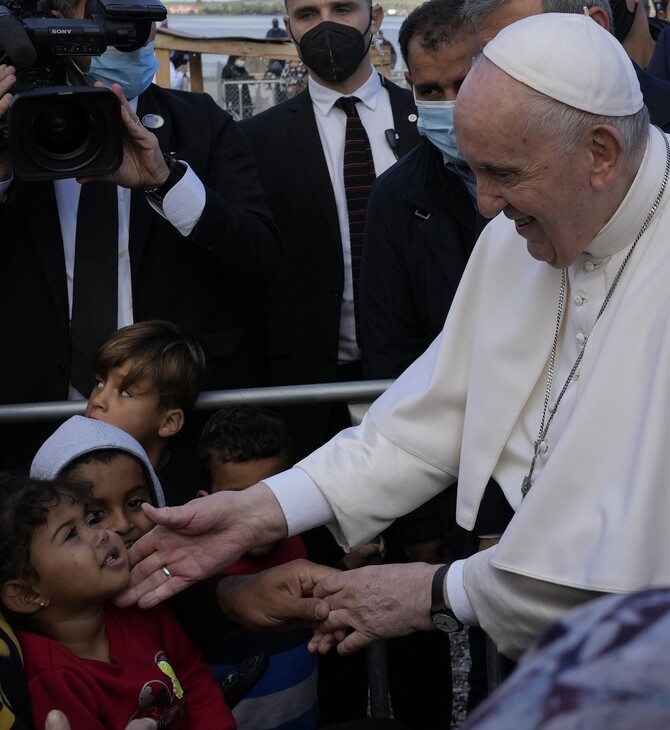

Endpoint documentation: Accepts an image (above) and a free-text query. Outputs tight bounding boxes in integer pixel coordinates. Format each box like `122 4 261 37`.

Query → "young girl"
0 473 235 730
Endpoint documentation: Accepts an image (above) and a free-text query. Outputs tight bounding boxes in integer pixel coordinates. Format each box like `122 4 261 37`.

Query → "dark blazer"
635 63 670 131
0 84 280 464
360 138 485 380
240 79 420 457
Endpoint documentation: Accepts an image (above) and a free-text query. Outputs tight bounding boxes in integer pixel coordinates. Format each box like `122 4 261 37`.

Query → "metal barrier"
0 380 393 424
216 65 308 118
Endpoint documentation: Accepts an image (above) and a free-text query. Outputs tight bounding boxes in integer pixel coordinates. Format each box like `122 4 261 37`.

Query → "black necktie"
335 96 376 342
70 181 119 397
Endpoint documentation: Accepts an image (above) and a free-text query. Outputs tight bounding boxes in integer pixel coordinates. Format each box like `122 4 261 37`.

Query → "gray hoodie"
30 415 166 508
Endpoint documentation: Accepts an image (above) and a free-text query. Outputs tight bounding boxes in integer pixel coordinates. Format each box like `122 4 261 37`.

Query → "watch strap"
144 153 186 208
430 564 463 632
431 564 450 611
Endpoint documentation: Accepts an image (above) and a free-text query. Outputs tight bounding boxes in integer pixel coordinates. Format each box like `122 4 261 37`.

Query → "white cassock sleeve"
462 547 606 660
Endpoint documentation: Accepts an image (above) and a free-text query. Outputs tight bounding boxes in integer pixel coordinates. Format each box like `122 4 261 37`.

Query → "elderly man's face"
476 0 543 45
456 62 602 269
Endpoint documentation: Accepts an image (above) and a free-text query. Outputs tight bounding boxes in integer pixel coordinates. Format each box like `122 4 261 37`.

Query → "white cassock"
268 126 670 658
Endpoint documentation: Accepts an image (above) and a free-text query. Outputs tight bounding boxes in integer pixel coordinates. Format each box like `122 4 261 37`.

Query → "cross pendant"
521 475 532 498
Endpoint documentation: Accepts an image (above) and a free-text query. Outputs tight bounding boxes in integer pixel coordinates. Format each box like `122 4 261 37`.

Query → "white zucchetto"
482 13 644 116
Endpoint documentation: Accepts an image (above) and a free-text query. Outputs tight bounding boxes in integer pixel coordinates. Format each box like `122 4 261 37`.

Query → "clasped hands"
216 558 438 656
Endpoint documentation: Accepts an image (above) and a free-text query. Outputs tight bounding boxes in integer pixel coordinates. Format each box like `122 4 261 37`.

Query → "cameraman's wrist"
143 154 186 209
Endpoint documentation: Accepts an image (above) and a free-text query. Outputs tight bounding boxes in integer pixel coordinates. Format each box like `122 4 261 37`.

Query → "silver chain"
521 129 670 498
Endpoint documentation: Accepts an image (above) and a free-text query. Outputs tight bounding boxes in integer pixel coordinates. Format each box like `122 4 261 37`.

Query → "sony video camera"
0 0 167 181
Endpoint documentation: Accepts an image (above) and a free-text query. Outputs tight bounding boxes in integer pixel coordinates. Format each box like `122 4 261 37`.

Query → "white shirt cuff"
447 559 479 626
147 162 206 236
263 467 335 537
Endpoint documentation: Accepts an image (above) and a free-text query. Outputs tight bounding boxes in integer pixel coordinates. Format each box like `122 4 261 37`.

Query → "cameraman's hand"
77 82 170 190
0 64 16 182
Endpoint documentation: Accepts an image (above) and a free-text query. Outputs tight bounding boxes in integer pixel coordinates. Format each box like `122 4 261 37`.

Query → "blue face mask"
414 97 468 167
89 41 160 99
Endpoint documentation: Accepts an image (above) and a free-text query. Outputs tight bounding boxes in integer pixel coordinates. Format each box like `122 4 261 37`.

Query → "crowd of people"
1 0 670 727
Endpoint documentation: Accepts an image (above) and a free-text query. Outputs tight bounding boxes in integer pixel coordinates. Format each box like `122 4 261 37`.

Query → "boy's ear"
1 580 48 615
158 408 184 439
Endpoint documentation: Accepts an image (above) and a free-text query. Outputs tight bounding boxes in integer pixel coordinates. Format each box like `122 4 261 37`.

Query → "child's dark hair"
93 320 207 413
198 405 294 483
0 473 92 626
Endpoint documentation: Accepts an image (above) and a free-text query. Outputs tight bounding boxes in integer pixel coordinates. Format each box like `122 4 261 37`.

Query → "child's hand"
341 536 386 570
217 559 338 631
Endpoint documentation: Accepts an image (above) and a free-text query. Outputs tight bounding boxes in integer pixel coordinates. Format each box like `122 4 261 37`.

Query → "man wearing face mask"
240 0 420 466
0 0 280 468
360 0 484 382
239 0 418 722
358 1 492 721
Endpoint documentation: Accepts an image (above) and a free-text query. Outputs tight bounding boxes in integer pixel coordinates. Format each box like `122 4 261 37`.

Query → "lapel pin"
141 114 165 129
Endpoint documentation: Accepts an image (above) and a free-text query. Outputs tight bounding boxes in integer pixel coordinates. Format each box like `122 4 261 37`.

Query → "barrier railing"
0 380 393 424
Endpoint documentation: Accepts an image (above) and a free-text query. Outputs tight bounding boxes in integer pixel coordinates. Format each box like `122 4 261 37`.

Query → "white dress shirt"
308 69 396 362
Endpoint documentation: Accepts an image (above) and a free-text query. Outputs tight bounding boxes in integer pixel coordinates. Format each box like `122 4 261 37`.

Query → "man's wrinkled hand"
115 484 288 609
310 562 437 655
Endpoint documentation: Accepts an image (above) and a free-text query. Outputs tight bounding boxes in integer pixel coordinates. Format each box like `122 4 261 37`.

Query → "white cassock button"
584 260 595 272
548 401 556 413
573 294 585 305
538 440 549 454
576 332 586 345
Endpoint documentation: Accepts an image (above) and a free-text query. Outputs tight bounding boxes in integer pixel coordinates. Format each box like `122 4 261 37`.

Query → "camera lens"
9 86 123 180
31 101 92 159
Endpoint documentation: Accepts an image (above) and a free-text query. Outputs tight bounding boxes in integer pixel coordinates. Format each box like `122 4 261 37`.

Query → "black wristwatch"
430 564 463 633
144 153 187 210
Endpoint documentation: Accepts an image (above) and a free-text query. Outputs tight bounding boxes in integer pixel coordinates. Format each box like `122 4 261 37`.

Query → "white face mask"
89 41 160 99
414 97 467 166
234 59 246 68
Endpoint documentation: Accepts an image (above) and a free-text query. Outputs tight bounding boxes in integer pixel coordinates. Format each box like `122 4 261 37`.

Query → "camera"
0 0 167 181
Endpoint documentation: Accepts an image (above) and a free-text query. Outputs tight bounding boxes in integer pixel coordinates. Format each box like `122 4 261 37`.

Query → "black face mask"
295 18 373 83
611 0 637 43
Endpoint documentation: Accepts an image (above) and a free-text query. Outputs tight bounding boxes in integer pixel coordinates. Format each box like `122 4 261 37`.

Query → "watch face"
432 612 461 633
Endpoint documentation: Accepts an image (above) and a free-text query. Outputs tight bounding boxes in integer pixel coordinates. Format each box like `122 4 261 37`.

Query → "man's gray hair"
523 86 650 160
462 0 613 31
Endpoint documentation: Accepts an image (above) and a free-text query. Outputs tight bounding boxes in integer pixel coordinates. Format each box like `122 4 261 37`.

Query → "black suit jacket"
240 79 419 456
360 138 485 380
0 84 280 465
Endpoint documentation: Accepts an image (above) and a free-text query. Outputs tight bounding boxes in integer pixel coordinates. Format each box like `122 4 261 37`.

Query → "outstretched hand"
77 83 170 190
115 484 288 609
309 562 438 655
217 559 340 632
